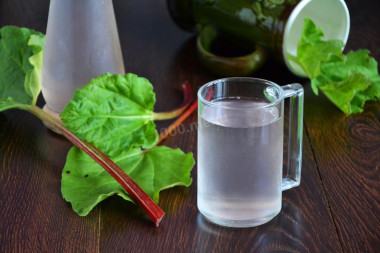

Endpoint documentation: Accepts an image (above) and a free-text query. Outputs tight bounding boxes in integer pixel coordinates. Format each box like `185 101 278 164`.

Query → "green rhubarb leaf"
0 26 45 111
319 72 370 115
317 50 380 114
60 73 158 157
0 26 196 222
292 18 344 83
288 18 380 115
61 146 194 216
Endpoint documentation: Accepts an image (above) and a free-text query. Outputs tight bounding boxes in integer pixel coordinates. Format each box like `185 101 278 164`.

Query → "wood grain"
0 111 99 252
0 0 379 252
99 1 341 252
303 1 380 251
304 88 380 252
98 118 341 253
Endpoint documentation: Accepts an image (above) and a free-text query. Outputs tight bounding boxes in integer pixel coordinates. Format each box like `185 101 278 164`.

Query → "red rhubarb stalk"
22 81 195 226
153 81 192 120
27 105 165 226
157 100 198 145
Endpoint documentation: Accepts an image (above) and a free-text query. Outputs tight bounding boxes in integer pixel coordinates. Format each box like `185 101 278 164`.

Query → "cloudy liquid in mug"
197 99 283 227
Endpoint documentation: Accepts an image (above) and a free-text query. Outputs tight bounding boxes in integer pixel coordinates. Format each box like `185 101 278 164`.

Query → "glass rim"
197 77 284 110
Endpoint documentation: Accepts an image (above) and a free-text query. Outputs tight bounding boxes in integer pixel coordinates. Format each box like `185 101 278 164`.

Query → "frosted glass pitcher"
41 0 125 114
197 77 304 227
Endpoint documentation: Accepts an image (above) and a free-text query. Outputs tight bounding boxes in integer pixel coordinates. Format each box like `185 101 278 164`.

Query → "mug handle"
196 25 267 76
281 83 304 191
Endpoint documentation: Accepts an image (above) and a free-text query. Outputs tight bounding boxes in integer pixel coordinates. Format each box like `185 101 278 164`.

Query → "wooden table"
1 0 379 252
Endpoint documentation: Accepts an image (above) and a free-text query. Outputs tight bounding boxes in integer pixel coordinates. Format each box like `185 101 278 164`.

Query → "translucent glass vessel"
41 0 125 114
197 77 304 227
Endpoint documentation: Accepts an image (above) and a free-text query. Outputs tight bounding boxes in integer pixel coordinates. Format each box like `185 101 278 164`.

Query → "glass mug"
197 77 304 227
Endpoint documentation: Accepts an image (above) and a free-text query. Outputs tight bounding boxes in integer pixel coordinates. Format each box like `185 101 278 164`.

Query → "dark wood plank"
304 89 380 252
0 0 99 252
98 1 341 252
303 1 380 251
0 0 378 252
99 124 342 252
0 110 99 252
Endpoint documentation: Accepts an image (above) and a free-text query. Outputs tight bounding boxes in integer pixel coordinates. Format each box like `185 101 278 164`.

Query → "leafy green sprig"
288 18 380 115
0 26 195 226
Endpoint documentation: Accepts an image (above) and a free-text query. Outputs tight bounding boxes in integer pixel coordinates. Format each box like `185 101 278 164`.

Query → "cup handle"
196 25 267 76
281 83 304 191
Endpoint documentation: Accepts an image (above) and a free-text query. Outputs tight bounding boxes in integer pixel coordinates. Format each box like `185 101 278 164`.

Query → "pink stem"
153 81 193 120
157 100 198 145
28 105 165 226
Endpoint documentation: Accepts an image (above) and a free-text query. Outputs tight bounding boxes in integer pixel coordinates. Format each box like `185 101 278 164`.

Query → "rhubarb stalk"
157 100 198 145
153 81 192 120
27 105 165 226
12 79 195 226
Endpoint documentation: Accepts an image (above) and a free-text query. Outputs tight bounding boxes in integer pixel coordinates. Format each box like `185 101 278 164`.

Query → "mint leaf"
62 146 194 216
0 26 44 111
60 73 158 157
289 19 380 115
